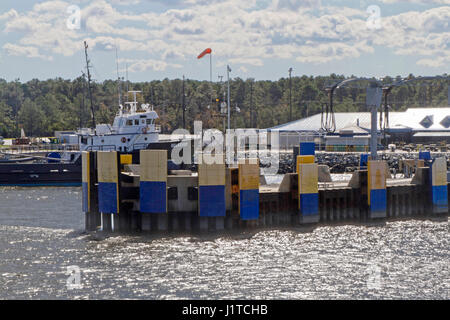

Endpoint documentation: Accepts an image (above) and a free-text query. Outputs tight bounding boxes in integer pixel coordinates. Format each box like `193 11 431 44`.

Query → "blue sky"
0 0 448 82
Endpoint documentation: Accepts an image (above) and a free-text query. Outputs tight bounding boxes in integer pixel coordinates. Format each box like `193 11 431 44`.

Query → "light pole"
182 75 186 129
366 86 383 160
289 67 293 122
227 65 231 130
218 75 225 132
250 79 254 127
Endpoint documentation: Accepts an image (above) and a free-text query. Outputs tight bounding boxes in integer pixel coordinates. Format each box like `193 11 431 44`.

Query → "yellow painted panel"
432 157 447 187
297 155 315 167
140 150 167 182
82 152 90 183
198 154 225 186
368 161 386 196
239 159 259 190
298 163 318 195
120 154 132 165
97 151 119 183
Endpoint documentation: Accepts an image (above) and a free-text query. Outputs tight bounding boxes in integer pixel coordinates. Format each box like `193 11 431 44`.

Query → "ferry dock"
82 145 449 234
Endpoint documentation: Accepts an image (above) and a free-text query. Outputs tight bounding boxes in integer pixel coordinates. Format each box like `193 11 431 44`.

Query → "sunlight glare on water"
0 187 448 299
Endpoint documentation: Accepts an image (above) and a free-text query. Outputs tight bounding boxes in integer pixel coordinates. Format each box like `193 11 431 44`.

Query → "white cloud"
379 0 450 4
274 0 322 10
238 66 249 73
0 9 19 21
0 0 448 70
229 58 264 66
118 58 183 72
109 0 142 4
3 43 53 61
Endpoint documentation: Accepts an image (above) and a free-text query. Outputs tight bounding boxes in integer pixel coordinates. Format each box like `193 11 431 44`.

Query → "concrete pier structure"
83 150 449 235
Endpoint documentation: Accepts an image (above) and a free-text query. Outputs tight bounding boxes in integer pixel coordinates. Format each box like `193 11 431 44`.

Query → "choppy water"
0 187 448 299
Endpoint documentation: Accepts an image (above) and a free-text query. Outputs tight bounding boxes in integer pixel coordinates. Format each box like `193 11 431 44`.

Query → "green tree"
18 98 44 137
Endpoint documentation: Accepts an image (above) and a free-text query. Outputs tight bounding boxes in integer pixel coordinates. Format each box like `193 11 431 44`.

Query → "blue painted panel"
419 151 431 161
300 142 315 156
360 154 369 167
47 152 61 163
199 185 226 217
370 189 387 213
140 181 167 213
98 182 118 214
82 182 89 213
300 193 319 216
240 189 259 220
432 185 448 208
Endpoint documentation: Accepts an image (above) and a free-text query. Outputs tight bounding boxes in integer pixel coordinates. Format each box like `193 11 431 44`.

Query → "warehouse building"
268 107 450 150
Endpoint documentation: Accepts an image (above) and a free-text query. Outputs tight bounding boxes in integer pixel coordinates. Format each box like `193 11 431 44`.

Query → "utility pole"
227 65 231 130
84 41 96 130
250 79 254 128
289 67 293 122
218 75 225 132
126 64 129 92
182 75 186 129
366 86 383 160
210 53 213 108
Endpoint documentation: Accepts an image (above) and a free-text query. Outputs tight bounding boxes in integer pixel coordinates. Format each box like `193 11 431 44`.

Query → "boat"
0 156 35 164
0 156 82 187
0 91 183 187
78 91 161 153
0 42 185 187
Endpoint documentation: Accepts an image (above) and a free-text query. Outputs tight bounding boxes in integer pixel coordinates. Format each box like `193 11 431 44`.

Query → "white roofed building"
268 107 450 149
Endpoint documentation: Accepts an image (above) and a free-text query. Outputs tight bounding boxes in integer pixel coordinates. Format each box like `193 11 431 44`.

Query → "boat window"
126 120 133 126
146 119 152 125
141 119 146 124
135 119 139 125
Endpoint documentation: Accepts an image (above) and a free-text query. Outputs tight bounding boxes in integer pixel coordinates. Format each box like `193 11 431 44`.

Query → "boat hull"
0 139 193 187
0 162 82 187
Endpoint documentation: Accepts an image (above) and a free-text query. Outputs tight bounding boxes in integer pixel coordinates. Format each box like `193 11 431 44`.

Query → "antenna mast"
126 63 129 92
115 46 122 106
80 71 87 129
182 75 186 129
84 41 96 130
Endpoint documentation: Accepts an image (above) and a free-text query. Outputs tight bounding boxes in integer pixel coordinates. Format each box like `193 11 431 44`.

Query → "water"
0 187 448 299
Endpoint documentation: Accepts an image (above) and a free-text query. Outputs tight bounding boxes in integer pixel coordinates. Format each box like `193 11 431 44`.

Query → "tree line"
0 74 448 138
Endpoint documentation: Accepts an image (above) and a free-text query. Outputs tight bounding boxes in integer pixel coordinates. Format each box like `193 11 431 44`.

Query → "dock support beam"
297 155 319 224
198 154 226 231
97 151 120 217
82 152 101 231
238 159 260 221
429 157 448 214
368 160 387 219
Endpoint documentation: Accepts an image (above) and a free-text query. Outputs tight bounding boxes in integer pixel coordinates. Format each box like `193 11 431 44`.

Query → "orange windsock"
197 48 212 59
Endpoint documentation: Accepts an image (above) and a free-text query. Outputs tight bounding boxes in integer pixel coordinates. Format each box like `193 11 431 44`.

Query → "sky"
0 0 448 82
